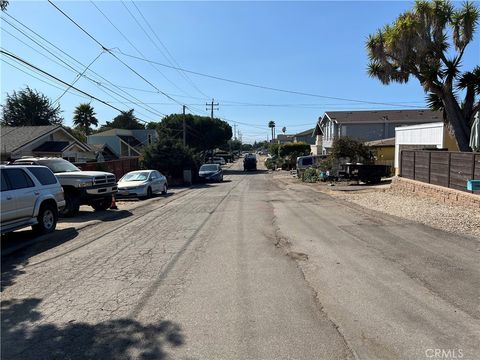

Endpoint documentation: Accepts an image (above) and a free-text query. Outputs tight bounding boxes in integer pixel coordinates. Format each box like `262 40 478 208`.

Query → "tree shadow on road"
1 228 79 291
1 298 185 360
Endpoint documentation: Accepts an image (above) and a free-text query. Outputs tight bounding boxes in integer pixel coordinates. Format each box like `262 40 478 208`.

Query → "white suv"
1 165 66 235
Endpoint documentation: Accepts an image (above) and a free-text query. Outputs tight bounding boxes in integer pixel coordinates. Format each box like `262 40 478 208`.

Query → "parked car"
209 157 226 166
117 170 167 199
13 157 117 217
243 154 257 171
1 165 66 234
198 164 223 182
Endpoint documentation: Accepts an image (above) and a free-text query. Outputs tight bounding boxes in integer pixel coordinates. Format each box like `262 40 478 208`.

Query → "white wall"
394 122 444 170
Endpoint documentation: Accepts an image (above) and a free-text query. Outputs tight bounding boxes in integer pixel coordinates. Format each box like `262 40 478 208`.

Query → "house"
293 128 315 145
311 123 324 155
394 122 458 174
275 134 295 144
0 125 95 163
316 109 443 154
364 137 395 167
87 128 158 159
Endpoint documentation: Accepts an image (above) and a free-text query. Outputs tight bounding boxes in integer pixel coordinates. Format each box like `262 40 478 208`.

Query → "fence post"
447 152 451 188
413 151 416 180
428 151 431 184
471 153 476 194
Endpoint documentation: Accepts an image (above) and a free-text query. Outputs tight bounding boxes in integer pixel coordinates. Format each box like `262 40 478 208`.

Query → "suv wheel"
161 184 168 195
33 203 58 234
60 192 80 218
92 196 112 211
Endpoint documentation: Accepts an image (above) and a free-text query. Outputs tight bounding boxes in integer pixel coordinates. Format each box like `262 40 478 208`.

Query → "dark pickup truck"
243 155 257 171
340 163 391 184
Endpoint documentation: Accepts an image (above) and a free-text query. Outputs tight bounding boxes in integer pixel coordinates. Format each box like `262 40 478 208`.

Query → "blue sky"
1 1 479 143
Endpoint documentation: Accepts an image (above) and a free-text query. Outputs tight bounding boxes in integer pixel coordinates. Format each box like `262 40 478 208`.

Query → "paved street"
2 160 479 360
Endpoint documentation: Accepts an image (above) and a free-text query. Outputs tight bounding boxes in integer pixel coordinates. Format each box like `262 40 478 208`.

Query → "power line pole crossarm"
206 98 219 119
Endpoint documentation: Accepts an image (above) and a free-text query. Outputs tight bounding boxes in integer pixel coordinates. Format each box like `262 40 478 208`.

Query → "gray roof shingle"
0 125 61 153
323 109 442 124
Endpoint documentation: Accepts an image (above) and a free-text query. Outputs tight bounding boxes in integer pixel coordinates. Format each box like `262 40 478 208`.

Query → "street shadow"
116 193 175 202
1 298 184 360
59 209 133 224
223 169 269 176
1 228 78 291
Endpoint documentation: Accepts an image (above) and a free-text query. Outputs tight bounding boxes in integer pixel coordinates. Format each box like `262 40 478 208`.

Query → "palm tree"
282 126 286 134
268 120 275 142
73 103 98 136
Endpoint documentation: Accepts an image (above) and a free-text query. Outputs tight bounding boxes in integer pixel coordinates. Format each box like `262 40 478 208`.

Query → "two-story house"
87 128 158 158
316 109 443 154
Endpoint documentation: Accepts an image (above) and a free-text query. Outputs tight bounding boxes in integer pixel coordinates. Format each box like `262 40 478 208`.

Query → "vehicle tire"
161 184 168 195
32 203 58 234
91 196 112 211
147 187 153 198
59 191 80 218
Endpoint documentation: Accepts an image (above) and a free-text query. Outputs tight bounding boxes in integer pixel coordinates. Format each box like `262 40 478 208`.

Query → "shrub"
302 167 319 183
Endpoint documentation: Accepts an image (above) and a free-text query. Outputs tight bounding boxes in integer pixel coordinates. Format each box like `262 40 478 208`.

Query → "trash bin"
183 169 192 185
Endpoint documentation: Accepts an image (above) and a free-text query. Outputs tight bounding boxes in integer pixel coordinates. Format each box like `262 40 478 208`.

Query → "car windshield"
121 172 149 181
200 164 218 172
39 159 80 173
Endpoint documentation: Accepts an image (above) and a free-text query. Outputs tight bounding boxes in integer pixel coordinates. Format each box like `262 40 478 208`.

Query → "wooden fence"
400 150 480 192
76 157 139 180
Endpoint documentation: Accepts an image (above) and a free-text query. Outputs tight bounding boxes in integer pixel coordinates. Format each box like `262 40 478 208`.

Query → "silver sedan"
117 170 167 199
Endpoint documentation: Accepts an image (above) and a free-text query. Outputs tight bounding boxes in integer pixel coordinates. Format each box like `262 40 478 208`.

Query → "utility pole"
233 123 237 140
206 98 219 119
182 105 186 146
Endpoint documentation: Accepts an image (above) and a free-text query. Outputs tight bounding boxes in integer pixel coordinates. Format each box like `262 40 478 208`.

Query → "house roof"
364 137 395 147
277 134 295 140
0 125 61 153
119 135 142 147
33 141 70 152
294 128 315 137
321 109 442 125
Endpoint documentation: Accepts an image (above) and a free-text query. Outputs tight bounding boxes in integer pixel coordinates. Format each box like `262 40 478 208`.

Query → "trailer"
340 163 391 184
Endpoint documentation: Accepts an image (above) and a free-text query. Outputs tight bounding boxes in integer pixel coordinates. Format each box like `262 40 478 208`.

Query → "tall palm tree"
282 126 286 134
268 120 275 142
73 103 98 136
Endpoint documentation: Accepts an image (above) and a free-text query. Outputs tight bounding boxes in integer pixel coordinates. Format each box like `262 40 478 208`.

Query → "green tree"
99 109 144 131
330 137 372 163
142 138 200 181
1 87 63 126
73 103 98 136
268 121 276 141
1 1 9 11
366 0 480 151
156 113 232 151
64 126 87 143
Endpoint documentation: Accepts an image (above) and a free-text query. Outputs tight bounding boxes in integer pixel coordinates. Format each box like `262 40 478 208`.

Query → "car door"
1 170 17 223
157 171 166 188
4 168 37 219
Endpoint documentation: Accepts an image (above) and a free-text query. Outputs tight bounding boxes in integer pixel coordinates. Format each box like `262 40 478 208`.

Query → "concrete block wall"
391 177 480 209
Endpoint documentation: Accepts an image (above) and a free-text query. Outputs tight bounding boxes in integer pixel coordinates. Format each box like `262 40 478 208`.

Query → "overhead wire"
130 1 211 99
114 49 426 109
2 12 169 119
47 0 196 114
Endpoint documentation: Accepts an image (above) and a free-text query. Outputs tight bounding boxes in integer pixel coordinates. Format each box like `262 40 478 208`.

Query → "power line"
48 0 190 112
114 49 425 109
2 12 168 118
90 0 195 99
130 1 211 99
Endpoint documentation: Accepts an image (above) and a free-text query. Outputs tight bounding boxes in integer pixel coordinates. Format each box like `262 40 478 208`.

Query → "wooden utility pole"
206 98 219 119
182 105 186 146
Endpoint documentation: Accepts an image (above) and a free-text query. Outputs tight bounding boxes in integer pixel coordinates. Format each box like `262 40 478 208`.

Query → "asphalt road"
1 159 479 360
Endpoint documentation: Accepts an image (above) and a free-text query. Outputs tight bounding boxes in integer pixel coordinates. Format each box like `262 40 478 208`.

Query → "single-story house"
275 134 295 144
394 122 458 175
316 109 443 154
293 128 315 145
364 137 395 167
0 125 95 163
87 128 158 159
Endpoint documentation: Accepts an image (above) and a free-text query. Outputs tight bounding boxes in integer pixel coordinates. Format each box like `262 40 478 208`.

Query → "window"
302 157 313 166
4 169 35 190
27 167 57 185
1 172 9 192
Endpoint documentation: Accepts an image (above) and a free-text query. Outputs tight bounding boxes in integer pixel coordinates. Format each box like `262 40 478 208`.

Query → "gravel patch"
328 188 480 239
